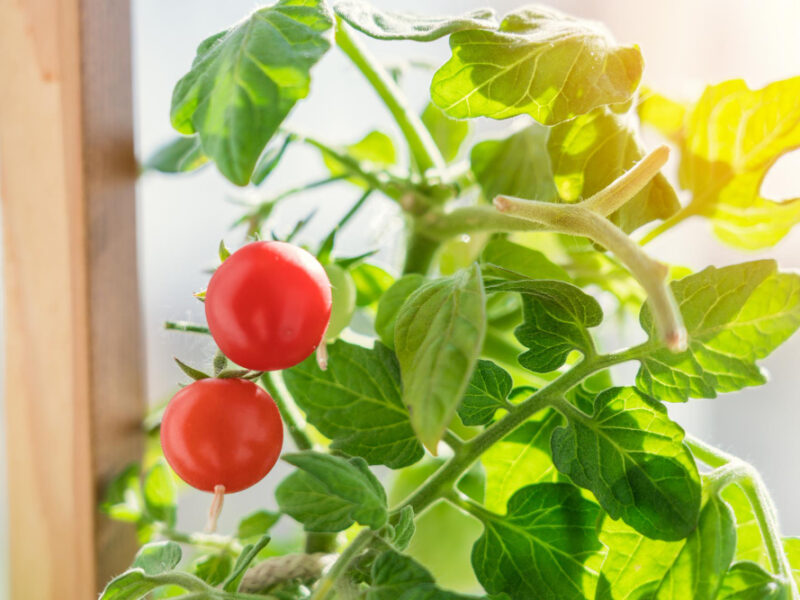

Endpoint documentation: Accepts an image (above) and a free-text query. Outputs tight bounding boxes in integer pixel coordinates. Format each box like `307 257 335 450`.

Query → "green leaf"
236 510 280 541
718 562 788 600
143 136 208 174
375 274 427 349
678 77 800 249
547 107 679 233
597 491 736 600
481 238 570 282
551 387 701 540
784 538 800 591
142 460 177 528
481 410 563 511
351 263 395 306
192 552 233 586
276 452 388 531
457 359 512 426
636 261 800 402
170 0 334 185
132 542 182 575
395 265 486 452
470 125 557 202
431 6 643 125
335 1 498 41
367 550 481 599
251 133 294 185
471 482 603 600
486 279 601 372
283 340 423 468
174 357 210 381
223 533 271 592
388 506 415 552
421 102 470 162
721 482 772 569
99 571 206 600
101 463 143 523
322 130 397 184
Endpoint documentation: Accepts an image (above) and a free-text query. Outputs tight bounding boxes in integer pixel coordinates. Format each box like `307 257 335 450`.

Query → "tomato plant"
104 1 800 599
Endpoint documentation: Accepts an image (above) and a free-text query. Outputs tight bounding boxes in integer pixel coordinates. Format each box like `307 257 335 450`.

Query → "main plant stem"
687 436 799 598
335 21 446 175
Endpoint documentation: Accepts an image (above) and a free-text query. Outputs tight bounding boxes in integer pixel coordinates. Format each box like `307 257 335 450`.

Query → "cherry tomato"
160 378 283 493
205 241 332 371
323 263 356 341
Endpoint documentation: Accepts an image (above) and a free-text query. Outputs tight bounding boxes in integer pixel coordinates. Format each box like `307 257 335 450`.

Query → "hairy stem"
494 197 686 352
403 228 441 275
687 436 799 597
164 320 210 334
335 22 446 175
309 529 372 600
261 373 313 451
638 205 696 246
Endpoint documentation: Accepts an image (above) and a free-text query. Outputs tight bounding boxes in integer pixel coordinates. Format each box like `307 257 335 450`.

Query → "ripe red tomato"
160 378 284 493
205 241 332 371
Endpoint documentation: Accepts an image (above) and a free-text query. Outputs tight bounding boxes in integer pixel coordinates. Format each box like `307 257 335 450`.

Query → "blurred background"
1 0 800 596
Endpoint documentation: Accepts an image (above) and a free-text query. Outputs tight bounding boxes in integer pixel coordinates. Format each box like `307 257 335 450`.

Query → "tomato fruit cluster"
161 241 333 495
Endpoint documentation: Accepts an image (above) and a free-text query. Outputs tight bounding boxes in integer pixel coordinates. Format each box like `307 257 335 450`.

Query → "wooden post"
0 0 143 597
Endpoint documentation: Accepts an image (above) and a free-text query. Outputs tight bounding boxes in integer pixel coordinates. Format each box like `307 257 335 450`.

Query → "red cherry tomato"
160 378 284 493
205 241 332 371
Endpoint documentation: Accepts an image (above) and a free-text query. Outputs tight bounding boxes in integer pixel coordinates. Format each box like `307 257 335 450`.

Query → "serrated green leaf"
283 341 423 468
143 136 208 174
276 452 388 532
142 460 177 528
351 263 395 306
170 0 334 185
101 463 143 523
192 552 233 586
471 482 603 600
636 261 800 402
457 359 512 426
718 562 788 600
375 274 426 349
482 238 570 282
678 77 800 249
431 6 643 125
482 410 563 511
597 491 736 600
395 265 486 452
335 1 498 41
551 387 701 540
421 102 470 162
470 125 557 203
486 279 601 372
367 550 482 600
547 107 679 233
236 510 280 541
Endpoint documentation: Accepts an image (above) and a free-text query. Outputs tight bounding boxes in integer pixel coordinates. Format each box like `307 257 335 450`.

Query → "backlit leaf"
431 6 643 125
457 359 513 426
170 0 334 184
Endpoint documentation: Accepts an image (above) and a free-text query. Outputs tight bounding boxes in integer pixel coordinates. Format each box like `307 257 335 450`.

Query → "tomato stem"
261 372 314 452
205 485 226 534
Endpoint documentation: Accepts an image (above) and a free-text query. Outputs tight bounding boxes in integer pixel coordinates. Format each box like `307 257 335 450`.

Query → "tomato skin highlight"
160 378 284 493
205 241 332 371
